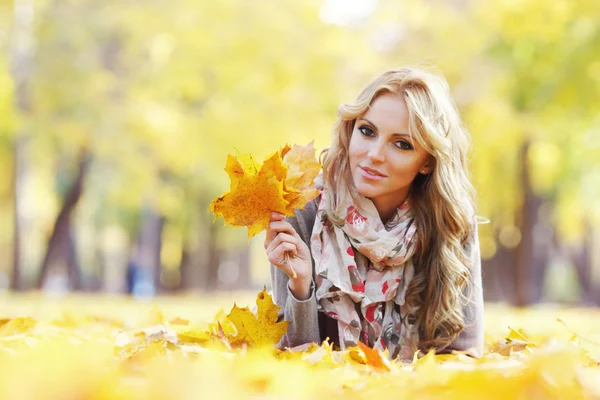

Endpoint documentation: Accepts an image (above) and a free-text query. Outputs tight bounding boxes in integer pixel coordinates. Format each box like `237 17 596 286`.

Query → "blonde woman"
265 67 484 361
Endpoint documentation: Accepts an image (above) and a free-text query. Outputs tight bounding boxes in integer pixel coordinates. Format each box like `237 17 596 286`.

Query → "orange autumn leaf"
210 143 321 240
226 288 288 348
357 341 391 371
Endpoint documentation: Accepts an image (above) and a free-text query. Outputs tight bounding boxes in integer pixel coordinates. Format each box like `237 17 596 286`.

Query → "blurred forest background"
0 0 598 305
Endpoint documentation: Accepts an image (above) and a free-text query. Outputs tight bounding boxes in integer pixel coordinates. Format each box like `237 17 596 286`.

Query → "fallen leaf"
357 341 391 371
507 326 532 344
0 317 36 336
226 288 289 348
492 339 529 356
208 309 237 337
490 326 535 356
143 325 178 343
177 329 211 345
137 305 165 328
169 317 189 326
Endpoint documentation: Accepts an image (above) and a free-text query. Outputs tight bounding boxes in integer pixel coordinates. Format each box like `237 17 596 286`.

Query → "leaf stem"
284 252 297 279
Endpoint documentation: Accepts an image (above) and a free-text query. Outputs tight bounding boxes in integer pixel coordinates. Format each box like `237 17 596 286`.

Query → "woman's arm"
445 221 485 357
271 259 320 348
270 201 322 349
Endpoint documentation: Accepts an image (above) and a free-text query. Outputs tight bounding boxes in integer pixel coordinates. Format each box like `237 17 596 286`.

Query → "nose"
367 139 386 163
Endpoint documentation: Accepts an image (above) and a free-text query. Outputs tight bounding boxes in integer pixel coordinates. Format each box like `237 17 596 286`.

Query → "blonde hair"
320 67 477 353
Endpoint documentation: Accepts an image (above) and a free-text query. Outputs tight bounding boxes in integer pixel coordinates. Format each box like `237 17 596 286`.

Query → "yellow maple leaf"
208 309 237 337
210 143 321 241
283 142 321 190
210 152 291 240
226 288 289 348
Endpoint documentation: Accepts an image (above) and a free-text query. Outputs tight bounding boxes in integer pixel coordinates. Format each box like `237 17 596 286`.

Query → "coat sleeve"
271 198 321 349
445 221 485 357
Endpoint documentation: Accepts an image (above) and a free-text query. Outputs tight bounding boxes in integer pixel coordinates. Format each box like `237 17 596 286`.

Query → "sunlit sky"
319 0 378 26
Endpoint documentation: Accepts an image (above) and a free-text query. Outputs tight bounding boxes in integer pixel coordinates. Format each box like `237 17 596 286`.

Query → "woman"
265 67 484 361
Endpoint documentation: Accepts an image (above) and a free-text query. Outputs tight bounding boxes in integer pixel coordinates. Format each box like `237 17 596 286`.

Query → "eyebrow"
359 118 411 138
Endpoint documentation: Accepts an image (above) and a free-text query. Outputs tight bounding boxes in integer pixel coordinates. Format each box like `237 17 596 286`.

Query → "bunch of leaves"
210 142 321 240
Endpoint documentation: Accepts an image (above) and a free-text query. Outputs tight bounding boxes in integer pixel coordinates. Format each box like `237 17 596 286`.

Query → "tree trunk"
66 229 82 290
10 0 35 291
178 246 191 290
204 221 221 291
134 204 164 295
191 201 221 292
37 150 90 289
88 220 104 292
513 139 545 306
593 225 600 305
571 222 596 305
178 190 202 292
481 243 516 303
11 138 27 291
235 245 251 290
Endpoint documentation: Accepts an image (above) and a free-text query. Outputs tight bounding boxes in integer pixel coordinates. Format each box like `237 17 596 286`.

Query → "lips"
360 166 386 177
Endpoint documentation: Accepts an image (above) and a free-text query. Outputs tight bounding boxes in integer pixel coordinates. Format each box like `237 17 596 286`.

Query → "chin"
357 188 378 199
352 178 378 199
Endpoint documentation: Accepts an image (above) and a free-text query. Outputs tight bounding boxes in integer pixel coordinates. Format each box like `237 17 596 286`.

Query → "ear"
419 157 434 175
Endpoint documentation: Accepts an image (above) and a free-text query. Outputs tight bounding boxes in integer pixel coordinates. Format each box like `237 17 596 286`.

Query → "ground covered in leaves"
0 291 599 399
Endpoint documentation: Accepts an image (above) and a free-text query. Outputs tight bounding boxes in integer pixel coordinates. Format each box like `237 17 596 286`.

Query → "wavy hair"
320 67 477 353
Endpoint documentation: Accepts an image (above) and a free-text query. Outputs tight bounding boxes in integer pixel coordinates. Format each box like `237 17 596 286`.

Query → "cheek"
388 156 422 177
348 132 361 164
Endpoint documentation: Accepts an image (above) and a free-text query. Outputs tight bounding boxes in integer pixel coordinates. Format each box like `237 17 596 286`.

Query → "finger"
264 220 295 248
285 227 307 254
270 212 285 221
289 226 304 242
264 228 274 249
266 233 299 255
268 220 295 234
268 242 299 268
266 232 299 256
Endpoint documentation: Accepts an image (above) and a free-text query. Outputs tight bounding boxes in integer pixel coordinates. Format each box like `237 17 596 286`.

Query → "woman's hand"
265 212 313 300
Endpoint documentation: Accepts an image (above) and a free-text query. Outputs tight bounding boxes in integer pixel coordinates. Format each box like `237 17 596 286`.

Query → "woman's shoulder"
465 216 482 247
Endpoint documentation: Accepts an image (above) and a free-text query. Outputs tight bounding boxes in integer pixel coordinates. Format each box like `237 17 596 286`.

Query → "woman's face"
348 93 431 219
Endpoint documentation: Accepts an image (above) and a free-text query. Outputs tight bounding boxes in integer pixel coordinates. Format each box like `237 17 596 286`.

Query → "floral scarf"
310 190 420 361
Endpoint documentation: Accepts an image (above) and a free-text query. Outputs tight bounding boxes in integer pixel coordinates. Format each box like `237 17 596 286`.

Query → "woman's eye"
395 140 413 150
358 126 374 137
